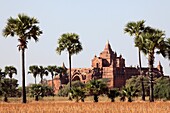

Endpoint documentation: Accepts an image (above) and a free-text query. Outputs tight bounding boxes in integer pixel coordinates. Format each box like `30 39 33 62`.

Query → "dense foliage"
0 78 21 102
154 77 170 100
29 84 54 101
125 76 149 96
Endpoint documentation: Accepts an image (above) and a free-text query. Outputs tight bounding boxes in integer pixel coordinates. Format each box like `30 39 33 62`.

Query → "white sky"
0 0 170 86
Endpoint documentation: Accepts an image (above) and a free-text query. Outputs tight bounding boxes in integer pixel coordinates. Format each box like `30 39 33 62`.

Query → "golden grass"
0 101 170 113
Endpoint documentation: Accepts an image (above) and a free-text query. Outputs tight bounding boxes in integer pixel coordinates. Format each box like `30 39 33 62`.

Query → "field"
0 97 170 113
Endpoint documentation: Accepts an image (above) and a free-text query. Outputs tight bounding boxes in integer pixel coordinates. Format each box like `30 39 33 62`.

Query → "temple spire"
104 40 112 52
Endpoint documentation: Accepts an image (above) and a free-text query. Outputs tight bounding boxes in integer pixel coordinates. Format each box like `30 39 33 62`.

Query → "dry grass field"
0 97 169 113
0 101 170 113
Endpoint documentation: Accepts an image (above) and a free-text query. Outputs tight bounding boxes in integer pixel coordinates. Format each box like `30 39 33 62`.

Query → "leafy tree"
124 20 146 100
107 88 119 102
58 81 85 97
29 84 44 101
56 33 83 90
71 86 86 102
121 86 138 102
125 76 150 97
4 66 17 97
38 66 48 84
1 78 19 102
86 79 108 102
42 85 54 97
3 14 42 103
28 65 39 84
4 66 17 79
0 68 5 80
154 77 170 100
139 27 168 102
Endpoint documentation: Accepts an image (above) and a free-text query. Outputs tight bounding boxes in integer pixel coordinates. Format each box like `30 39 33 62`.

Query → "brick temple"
48 41 163 93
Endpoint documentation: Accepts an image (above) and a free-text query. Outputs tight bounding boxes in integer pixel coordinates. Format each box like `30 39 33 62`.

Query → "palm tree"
124 20 146 101
71 87 86 102
4 66 17 79
0 68 5 79
4 66 17 97
139 27 168 102
56 66 67 89
28 65 39 84
3 14 42 103
56 33 83 90
122 86 138 102
39 66 48 84
47 65 57 92
107 88 119 102
86 79 108 102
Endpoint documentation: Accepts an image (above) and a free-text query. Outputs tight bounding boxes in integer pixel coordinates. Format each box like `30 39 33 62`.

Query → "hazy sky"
0 0 170 86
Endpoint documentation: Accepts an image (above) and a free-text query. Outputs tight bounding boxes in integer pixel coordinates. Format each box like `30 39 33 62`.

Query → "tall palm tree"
47 65 57 92
124 20 146 101
3 14 42 103
139 27 167 102
56 33 83 90
39 66 48 84
28 65 39 84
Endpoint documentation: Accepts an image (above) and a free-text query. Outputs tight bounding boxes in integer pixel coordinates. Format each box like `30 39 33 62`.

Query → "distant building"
48 41 163 93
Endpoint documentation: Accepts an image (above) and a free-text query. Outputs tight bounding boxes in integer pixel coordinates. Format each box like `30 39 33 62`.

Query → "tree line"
58 76 170 102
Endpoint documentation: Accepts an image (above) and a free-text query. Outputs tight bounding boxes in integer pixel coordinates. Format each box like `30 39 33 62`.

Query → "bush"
58 81 85 97
29 84 54 101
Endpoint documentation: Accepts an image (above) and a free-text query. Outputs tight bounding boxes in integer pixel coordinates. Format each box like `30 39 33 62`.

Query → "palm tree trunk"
138 48 142 71
34 74 37 84
148 53 154 102
138 48 145 101
51 73 54 96
69 53 72 90
10 78 12 97
41 76 43 84
21 49 26 103
35 76 36 84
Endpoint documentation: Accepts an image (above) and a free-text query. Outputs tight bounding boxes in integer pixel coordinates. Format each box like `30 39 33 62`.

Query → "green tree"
0 68 5 79
29 84 44 101
125 76 150 97
107 88 119 102
1 78 19 102
3 14 42 103
39 66 48 84
154 77 170 100
4 66 17 96
58 81 85 97
4 66 17 79
28 65 39 84
121 86 138 102
86 79 108 102
56 33 83 91
124 20 146 101
139 27 168 102
71 86 86 102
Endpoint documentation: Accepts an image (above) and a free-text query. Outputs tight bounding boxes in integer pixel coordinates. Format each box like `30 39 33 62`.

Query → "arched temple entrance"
72 76 81 81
